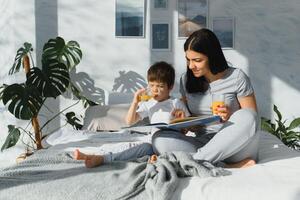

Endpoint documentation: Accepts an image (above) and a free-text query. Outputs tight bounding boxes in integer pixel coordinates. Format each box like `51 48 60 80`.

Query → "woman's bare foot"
225 158 256 168
74 149 87 160
85 155 104 168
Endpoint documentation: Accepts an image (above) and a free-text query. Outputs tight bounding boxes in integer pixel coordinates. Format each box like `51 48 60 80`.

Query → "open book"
123 115 221 131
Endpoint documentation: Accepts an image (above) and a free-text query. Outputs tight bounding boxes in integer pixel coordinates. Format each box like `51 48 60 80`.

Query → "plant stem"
19 127 35 142
46 122 68 136
23 54 42 150
29 52 35 68
20 134 34 150
39 100 81 132
42 102 55 114
32 117 42 149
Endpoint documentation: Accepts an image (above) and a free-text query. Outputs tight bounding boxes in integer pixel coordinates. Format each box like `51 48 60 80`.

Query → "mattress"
43 128 300 200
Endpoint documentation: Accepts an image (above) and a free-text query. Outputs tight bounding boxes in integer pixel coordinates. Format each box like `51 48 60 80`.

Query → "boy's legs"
104 143 154 163
74 143 154 168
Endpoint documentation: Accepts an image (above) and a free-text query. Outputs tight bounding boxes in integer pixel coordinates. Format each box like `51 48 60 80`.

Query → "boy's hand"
133 88 146 104
172 109 186 119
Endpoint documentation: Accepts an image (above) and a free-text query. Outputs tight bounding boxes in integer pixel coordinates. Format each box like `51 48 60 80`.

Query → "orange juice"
212 101 225 115
139 94 152 101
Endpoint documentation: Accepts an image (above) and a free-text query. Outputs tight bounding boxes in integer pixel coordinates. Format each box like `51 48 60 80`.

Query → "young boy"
74 61 190 168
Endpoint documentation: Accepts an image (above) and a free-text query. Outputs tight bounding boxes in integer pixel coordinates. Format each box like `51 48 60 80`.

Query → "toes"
74 149 80 160
245 159 256 166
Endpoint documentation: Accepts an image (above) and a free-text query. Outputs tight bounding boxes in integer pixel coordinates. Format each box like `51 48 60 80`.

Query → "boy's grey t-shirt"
180 67 254 133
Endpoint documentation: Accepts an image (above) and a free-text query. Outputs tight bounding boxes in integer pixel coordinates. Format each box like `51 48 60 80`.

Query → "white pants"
152 109 259 164
103 143 154 163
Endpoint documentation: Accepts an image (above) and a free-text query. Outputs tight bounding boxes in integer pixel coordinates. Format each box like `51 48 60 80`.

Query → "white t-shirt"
180 67 254 133
136 98 190 124
180 67 254 116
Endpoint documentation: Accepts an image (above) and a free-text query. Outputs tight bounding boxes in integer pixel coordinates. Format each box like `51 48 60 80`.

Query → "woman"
152 28 259 168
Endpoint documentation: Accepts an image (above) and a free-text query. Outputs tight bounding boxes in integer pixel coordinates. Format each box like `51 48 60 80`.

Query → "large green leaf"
288 118 300 130
260 117 275 134
0 84 7 101
273 105 282 121
2 84 43 119
26 59 70 98
9 42 33 75
276 120 287 134
284 132 299 140
65 112 82 130
42 37 82 70
1 125 21 151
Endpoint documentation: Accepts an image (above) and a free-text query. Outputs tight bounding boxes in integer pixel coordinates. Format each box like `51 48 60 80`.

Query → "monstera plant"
0 37 95 151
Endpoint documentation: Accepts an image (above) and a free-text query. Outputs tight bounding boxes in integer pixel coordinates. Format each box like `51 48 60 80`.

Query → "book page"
166 115 221 130
169 116 200 124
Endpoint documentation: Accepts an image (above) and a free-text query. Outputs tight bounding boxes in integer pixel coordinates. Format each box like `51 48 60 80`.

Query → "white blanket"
42 129 300 200
43 129 152 155
2 128 300 200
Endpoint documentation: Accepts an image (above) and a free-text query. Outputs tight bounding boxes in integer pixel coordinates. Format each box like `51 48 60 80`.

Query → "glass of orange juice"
211 94 225 115
139 88 152 101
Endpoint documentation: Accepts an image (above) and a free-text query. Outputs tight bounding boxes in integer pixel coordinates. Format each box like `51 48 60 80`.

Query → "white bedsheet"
177 157 300 200
177 132 300 200
43 128 152 155
42 129 300 200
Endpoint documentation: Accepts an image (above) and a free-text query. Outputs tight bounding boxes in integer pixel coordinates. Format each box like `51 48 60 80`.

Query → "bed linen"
1 128 300 200
175 132 300 200
0 129 230 200
42 129 300 200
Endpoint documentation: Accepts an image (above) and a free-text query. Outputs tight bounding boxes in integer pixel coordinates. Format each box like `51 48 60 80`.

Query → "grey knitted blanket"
0 149 230 200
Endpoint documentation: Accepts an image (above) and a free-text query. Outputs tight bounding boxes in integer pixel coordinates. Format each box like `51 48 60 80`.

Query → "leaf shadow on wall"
112 70 147 93
64 68 106 105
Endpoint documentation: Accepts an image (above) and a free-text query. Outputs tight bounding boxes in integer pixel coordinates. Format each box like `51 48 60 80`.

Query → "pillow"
258 130 300 163
82 104 129 131
106 92 134 105
82 104 150 132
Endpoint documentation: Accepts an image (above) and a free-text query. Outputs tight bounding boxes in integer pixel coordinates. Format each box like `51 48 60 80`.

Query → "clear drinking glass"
139 87 152 101
211 94 225 115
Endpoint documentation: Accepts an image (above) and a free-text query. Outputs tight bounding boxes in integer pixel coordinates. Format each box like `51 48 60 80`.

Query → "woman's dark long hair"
184 28 229 93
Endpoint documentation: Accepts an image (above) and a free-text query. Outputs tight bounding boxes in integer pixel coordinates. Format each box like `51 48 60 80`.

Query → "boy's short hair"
147 61 175 89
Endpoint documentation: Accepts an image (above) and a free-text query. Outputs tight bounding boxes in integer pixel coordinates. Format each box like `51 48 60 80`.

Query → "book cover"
124 115 221 131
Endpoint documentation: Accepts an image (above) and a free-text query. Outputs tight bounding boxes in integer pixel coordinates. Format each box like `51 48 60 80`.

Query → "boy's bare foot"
74 149 104 168
85 155 104 168
149 154 157 164
74 149 87 160
225 158 256 168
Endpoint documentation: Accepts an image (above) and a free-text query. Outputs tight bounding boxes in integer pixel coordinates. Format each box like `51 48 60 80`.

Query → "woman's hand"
214 104 231 122
171 109 186 119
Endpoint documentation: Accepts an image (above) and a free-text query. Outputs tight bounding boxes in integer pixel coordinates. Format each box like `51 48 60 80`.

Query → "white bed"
0 104 300 200
41 127 300 200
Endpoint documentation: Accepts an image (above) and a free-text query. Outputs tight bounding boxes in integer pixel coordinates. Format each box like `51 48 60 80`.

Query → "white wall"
0 0 36 164
1 0 300 146
56 0 300 120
